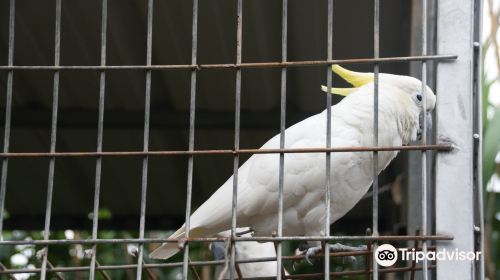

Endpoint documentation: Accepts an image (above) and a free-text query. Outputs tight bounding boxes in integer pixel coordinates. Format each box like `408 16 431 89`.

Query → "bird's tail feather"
149 226 205 259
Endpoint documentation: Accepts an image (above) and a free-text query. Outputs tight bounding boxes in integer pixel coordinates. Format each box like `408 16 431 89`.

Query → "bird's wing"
188 88 382 236
187 112 327 234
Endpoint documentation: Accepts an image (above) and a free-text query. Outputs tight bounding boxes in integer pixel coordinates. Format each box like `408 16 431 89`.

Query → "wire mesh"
0 0 466 279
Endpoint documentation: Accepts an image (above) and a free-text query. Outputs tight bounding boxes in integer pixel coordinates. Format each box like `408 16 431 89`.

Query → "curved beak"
417 112 433 141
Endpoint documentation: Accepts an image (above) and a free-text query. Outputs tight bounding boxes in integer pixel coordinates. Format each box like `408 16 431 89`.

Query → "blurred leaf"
98 208 112 220
2 209 9 220
482 38 491 62
483 74 495 130
484 107 500 186
482 38 495 131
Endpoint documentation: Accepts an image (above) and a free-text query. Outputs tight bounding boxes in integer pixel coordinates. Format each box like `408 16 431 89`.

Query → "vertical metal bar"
324 0 334 279
473 0 485 277
276 0 287 279
136 0 153 279
182 0 199 278
0 0 15 238
410 229 421 280
40 0 62 279
365 228 372 280
435 0 475 278
89 0 108 279
230 0 243 278
420 0 429 279
372 0 380 279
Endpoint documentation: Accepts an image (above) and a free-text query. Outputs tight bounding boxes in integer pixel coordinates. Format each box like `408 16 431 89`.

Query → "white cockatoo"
150 65 436 260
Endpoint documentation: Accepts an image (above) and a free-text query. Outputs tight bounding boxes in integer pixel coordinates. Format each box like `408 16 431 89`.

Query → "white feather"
150 73 435 259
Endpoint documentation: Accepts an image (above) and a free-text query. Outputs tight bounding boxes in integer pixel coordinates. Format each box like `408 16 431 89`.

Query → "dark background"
0 0 411 233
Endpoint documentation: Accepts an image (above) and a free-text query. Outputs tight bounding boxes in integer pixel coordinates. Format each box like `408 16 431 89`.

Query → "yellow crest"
321 64 374 96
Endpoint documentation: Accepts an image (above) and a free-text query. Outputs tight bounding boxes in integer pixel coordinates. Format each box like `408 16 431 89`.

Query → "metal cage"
0 0 483 279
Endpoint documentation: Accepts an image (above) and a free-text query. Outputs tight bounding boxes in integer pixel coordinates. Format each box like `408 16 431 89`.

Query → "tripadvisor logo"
375 244 398 267
375 244 482 267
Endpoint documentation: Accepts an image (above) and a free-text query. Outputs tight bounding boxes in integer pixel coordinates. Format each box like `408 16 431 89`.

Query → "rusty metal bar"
323 0 334 278
136 0 155 278
182 0 199 279
0 264 437 278
285 265 437 279
0 0 15 238
89 0 108 279
188 258 201 280
0 234 453 246
135 0 154 279
0 258 437 278
0 144 453 158
40 0 62 279
365 228 372 280
230 0 243 278
235 263 244 280
0 55 456 71
410 229 421 280
0 246 438 274
276 0 288 278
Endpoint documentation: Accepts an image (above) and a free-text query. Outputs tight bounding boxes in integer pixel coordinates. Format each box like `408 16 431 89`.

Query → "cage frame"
0 0 483 279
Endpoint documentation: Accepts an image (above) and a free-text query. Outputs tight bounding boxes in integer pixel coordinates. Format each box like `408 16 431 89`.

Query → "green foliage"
484 106 500 186
98 208 112 220
482 29 500 279
482 57 500 186
0 231 374 279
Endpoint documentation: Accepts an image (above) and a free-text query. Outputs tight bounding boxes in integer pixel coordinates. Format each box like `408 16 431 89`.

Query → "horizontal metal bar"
0 263 436 278
0 144 453 158
285 265 437 279
0 55 457 71
233 235 453 242
0 247 437 274
0 234 453 246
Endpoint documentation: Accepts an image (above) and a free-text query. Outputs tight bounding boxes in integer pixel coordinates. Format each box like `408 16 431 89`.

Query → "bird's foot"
295 243 368 265
329 243 367 252
303 246 322 265
330 243 367 265
294 244 324 265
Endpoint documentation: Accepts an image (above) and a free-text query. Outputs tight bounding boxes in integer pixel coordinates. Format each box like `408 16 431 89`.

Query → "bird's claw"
331 243 367 266
295 243 368 266
304 246 322 264
294 245 322 265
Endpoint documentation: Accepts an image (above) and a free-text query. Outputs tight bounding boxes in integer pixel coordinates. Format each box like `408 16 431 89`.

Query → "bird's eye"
416 94 422 102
